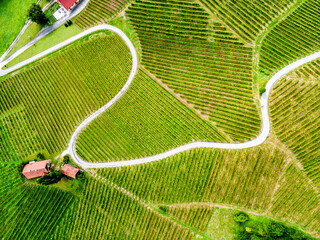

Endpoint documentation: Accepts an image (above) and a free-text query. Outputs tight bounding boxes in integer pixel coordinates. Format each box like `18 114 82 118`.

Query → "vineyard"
0 31 131 160
74 0 132 29
198 0 295 42
270 64 320 189
0 163 74 239
126 0 261 142
76 68 226 162
52 176 195 239
1 0 320 238
259 0 320 74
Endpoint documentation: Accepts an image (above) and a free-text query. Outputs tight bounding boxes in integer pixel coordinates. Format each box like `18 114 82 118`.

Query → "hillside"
0 0 319 239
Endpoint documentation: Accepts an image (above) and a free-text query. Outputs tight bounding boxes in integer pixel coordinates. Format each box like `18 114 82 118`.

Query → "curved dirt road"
1 24 320 168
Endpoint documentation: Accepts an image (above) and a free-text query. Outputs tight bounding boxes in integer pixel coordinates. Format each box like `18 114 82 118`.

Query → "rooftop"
61 164 80 178
58 0 78 10
22 160 49 179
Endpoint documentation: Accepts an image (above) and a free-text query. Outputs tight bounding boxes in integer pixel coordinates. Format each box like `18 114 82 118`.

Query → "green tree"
28 4 48 25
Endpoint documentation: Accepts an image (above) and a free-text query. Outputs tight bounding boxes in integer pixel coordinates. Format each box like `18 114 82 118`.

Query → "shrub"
159 205 168 214
37 170 62 185
234 212 249 223
62 155 70 164
37 153 45 160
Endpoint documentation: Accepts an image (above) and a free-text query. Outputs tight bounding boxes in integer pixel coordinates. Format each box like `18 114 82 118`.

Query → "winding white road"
1 24 320 168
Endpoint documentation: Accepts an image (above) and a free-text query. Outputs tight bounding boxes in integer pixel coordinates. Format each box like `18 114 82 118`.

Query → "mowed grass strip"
76 69 227 162
0 31 132 159
126 0 261 142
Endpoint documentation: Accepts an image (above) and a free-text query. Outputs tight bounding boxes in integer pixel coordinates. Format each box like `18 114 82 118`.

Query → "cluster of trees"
233 212 315 239
28 4 48 25
37 170 62 185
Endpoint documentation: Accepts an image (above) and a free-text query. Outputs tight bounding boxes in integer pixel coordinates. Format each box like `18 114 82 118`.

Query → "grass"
0 0 36 56
7 23 82 67
6 22 42 58
204 208 238 239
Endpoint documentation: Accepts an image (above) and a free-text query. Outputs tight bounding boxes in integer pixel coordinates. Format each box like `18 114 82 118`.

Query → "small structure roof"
61 164 80 179
53 8 67 21
22 160 49 179
58 0 78 10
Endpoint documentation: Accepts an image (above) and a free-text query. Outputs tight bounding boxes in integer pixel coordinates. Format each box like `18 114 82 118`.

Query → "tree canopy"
27 4 48 25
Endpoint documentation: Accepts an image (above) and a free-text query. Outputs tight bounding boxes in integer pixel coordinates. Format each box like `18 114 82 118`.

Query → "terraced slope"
199 0 295 42
0 32 131 159
270 64 320 188
76 69 226 162
57 176 194 239
0 163 74 239
75 0 132 28
98 144 286 208
260 0 320 74
126 0 261 142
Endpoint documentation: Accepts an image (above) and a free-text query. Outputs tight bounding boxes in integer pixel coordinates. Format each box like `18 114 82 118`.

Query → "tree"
28 4 48 25
62 155 70 164
37 152 45 160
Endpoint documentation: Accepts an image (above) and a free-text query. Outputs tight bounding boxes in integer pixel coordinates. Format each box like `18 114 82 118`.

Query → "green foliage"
62 155 70 164
233 212 315 239
70 172 86 192
159 205 168 214
28 4 48 25
74 0 131 28
0 32 131 157
76 70 226 162
37 152 45 160
234 212 249 223
37 170 62 185
126 0 261 142
259 86 266 96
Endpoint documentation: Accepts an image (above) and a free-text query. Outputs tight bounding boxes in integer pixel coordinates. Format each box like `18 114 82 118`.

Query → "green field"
76 68 227 162
74 0 132 28
126 0 261 142
0 31 131 159
1 0 320 239
270 61 320 189
0 0 36 56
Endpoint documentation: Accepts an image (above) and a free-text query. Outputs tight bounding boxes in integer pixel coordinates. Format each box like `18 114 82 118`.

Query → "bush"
159 205 168 214
259 86 266 96
234 212 249 223
28 4 48 25
37 170 62 185
37 153 45 160
62 155 70 164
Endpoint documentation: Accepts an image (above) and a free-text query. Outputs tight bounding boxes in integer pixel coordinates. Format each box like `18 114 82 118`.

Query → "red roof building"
58 0 80 10
61 164 80 179
22 160 50 179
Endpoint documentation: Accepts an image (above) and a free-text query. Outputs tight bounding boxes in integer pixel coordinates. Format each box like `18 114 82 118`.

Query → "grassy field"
0 31 131 160
0 0 36 56
6 24 82 67
126 0 261 142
